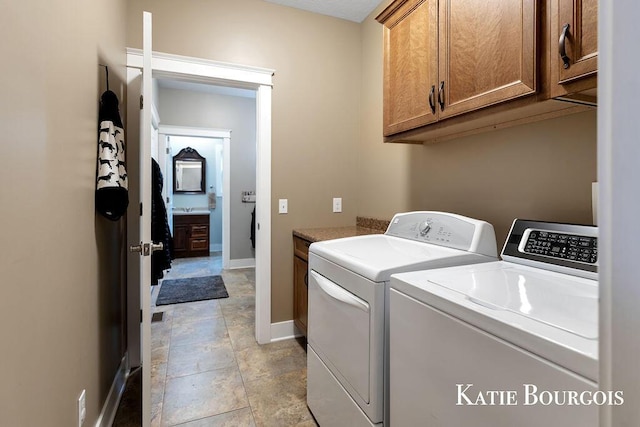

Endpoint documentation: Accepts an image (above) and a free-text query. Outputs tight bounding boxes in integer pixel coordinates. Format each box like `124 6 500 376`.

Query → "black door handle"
438 81 445 111
428 85 436 114
559 23 571 69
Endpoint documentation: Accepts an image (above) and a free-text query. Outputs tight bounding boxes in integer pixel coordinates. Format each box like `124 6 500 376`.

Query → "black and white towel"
96 90 128 220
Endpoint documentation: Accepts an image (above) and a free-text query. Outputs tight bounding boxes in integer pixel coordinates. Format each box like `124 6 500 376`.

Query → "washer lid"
425 264 598 339
390 262 599 381
310 234 493 282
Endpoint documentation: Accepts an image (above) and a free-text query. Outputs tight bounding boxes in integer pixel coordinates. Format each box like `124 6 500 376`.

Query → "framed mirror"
173 147 206 194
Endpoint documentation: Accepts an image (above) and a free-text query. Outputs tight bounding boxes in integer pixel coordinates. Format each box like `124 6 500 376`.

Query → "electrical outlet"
78 389 86 427
333 197 342 213
279 199 288 214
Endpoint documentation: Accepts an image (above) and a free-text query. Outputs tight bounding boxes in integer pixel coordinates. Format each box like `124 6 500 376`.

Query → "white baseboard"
209 243 222 252
95 354 128 427
228 258 256 269
270 320 303 342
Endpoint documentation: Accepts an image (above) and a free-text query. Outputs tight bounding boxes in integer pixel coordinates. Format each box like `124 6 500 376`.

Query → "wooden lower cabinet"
293 236 312 337
173 214 210 258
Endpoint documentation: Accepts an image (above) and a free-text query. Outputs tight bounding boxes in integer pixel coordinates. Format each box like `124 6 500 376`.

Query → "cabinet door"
293 255 309 336
173 225 189 257
381 0 439 136
438 0 537 119
551 0 597 91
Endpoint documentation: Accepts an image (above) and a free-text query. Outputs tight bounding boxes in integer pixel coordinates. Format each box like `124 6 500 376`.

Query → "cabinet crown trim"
376 0 425 24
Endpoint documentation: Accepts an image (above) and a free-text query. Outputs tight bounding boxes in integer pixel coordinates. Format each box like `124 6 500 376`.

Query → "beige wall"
158 87 257 260
128 0 597 324
0 0 598 423
128 0 362 322
0 0 128 425
359 2 597 246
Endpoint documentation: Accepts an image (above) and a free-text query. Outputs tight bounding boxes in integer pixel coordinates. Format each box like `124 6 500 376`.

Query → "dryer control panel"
502 219 598 279
385 211 497 257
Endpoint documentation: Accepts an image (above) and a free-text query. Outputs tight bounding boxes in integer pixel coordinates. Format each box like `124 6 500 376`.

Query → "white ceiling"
263 0 381 23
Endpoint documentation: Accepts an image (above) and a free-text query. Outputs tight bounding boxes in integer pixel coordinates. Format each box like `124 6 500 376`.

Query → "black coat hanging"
151 158 174 285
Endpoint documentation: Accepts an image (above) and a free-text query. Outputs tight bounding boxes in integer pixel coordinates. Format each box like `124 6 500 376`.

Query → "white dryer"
306 211 498 427
389 219 599 427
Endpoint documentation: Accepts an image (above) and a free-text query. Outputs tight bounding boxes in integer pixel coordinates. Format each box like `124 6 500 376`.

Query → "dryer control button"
419 222 432 236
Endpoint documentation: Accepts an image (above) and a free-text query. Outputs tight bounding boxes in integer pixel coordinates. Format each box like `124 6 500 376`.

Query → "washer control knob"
419 221 431 236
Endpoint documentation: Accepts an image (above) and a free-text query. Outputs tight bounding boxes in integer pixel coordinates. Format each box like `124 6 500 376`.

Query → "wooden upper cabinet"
379 0 438 136
550 0 598 98
438 0 537 119
377 0 594 143
377 0 537 136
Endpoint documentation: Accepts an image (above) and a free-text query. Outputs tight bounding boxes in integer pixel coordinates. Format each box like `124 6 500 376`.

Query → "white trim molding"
270 320 303 343
95 355 129 427
222 136 231 270
157 125 231 139
228 258 256 269
126 48 274 87
254 84 272 344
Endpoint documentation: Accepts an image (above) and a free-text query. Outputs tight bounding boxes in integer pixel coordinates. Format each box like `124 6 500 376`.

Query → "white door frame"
127 49 274 344
158 126 232 269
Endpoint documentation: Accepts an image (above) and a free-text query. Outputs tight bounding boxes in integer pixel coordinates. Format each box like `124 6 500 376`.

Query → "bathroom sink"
173 208 210 215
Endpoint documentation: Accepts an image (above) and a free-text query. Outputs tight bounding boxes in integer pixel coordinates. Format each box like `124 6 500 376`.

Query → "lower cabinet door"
173 225 189 257
293 255 308 335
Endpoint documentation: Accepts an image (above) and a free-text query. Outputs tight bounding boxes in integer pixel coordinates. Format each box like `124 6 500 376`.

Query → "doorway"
126 48 274 350
157 127 234 270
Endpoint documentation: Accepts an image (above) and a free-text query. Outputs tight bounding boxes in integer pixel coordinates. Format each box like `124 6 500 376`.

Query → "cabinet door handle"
559 23 571 69
437 81 445 111
428 85 436 114
304 272 308 288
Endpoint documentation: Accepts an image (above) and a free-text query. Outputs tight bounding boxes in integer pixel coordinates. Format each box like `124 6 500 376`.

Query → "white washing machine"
306 211 498 427
389 219 599 427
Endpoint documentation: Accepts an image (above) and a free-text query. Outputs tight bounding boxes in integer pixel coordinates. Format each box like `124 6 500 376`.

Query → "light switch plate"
333 197 342 213
279 199 288 214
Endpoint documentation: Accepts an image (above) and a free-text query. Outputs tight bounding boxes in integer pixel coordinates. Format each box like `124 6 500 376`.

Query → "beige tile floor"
151 254 316 427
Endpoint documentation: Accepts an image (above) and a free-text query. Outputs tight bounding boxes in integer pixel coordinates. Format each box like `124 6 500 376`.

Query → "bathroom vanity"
173 213 210 258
